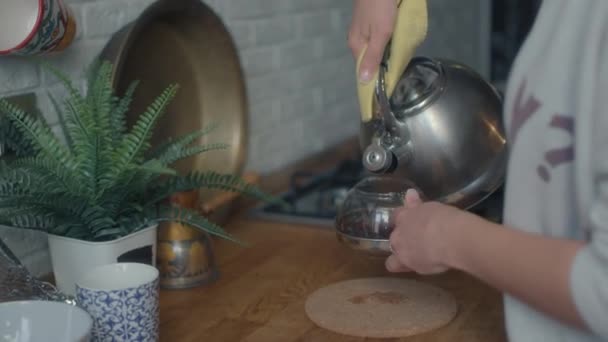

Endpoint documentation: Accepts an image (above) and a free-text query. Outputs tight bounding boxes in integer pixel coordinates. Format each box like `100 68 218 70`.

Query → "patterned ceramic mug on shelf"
0 0 76 56
76 263 160 342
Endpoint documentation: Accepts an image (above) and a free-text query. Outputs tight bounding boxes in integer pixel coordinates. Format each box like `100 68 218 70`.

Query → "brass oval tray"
99 0 248 209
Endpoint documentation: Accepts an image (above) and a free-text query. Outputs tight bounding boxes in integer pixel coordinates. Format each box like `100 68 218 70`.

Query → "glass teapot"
335 176 422 257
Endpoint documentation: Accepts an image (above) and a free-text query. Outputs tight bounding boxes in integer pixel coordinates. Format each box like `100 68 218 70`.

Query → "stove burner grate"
251 159 504 226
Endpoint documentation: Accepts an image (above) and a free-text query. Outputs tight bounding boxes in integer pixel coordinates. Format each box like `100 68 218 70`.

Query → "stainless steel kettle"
360 56 507 209
356 0 507 209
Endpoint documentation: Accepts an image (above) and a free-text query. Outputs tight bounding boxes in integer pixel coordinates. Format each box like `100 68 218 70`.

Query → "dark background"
491 0 542 82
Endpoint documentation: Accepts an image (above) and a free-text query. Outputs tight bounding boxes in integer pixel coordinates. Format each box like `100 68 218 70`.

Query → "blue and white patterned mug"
76 263 160 342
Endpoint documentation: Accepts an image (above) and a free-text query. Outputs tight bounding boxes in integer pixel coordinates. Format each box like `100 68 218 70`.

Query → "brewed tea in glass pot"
335 176 424 257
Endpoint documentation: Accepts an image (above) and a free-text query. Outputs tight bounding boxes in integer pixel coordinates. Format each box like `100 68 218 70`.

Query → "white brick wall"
0 0 490 275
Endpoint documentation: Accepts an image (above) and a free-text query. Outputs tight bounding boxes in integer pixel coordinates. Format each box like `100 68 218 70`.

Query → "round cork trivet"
304 277 458 339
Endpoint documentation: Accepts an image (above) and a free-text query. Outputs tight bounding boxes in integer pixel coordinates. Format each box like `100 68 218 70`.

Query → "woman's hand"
385 189 472 275
387 191 590 332
348 0 397 83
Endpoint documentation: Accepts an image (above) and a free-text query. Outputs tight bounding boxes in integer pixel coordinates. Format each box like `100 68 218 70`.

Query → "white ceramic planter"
47 225 158 296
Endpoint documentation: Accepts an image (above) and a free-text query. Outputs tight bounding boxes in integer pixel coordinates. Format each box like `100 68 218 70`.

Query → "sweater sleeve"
571 216 608 338
569 11 608 338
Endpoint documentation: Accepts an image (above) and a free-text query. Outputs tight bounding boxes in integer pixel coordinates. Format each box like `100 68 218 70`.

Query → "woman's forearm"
444 213 587 330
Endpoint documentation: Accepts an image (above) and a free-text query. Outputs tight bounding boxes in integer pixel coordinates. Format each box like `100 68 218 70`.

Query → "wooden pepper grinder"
157 190 218 289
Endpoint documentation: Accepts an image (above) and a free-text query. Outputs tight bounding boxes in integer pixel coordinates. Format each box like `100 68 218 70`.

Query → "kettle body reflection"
359 56 507 210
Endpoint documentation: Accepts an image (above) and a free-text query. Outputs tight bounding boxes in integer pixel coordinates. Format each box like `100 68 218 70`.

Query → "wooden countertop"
159 220 507 341
159 137 508 341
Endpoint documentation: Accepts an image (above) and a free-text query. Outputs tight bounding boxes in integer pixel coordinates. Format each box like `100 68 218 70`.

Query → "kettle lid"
390 57 445 115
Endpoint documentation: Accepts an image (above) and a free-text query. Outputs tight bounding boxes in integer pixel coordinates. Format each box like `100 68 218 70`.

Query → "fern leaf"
40 62 95 136
155 205 243 245
96 171 140 218
85 135 100 197
1 193 116 242
0 205 48 219
0 181 106 239
115 203 145 222
146 171 284 207
100 84 178 191
47 92 74 149
61 99 100 196
81 205 116 237
0 167 37 195
158 143 229 166
48 92 97 176
146 122 220 160
114 209 154 236
9 213 53 232
91 227 127 241
0 206 53 229
49 89 98 197
0 192 88 220
51 220 87 238
10 156 84 196
110 80 139 142
118 84 179 163
0 99 73 168
62 97 93 144
86 59 112 124
113 159 176 204
0 115 35 156
135 159 177 176
41 63 101 193
85 61 113 146
96 79 140 191
96 159 174 218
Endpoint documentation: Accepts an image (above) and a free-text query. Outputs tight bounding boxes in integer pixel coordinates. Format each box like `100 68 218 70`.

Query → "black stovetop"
250 158 504 227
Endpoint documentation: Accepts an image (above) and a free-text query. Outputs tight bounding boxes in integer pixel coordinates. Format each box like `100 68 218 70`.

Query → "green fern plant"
0 60 281 244
0 111 35 157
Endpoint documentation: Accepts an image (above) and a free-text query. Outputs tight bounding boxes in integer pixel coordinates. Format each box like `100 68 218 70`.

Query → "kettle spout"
362 138 397 173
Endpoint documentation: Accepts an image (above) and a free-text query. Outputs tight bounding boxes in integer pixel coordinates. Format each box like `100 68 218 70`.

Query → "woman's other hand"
385 189 471 275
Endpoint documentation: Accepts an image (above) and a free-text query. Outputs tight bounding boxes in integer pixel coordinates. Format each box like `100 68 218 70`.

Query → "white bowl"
0 300 92 342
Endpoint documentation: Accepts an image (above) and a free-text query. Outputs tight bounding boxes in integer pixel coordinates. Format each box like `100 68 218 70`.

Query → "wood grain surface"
159 219 507 341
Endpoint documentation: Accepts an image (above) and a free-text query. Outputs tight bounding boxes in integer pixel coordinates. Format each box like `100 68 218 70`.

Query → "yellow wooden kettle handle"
357 0 428 122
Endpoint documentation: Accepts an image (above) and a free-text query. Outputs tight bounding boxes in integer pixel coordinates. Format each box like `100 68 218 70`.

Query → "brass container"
99 0 252 289
157 191 218 289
